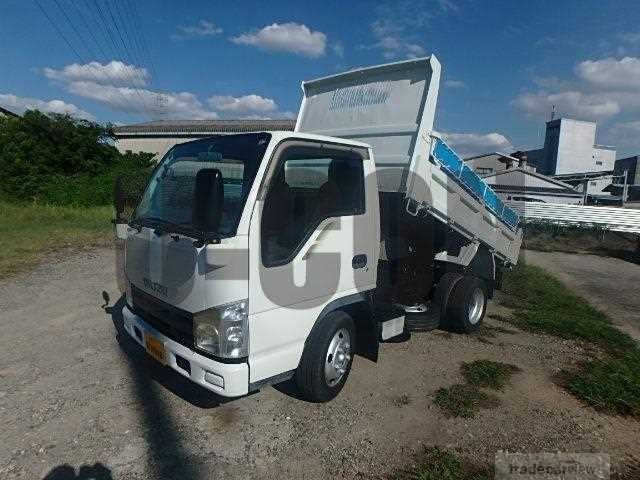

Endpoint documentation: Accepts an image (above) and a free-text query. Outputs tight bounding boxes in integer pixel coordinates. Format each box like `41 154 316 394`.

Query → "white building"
533 118 615 176
464 152 528 176
483 168 583 205
112 119 296 159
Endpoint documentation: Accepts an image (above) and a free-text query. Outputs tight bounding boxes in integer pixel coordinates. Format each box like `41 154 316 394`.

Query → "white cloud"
576 57 640 90
64 80 218 119
41 60 289 120
208 94 277 114
370 19 426 60
608 120 640 148
0 93 95 120
231 23 327 58
444 79 467 89
44 61 148 87
332 41 344 58
512 90 621 121
440 131 514 158
618 32 640 44
172 20 223 40
436 0 459 12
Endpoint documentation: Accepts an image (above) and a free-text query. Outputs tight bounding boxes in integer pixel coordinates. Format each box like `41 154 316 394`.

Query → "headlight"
193 299 249 358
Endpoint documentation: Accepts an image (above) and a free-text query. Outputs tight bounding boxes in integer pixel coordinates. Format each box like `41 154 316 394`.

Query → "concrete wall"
555 119 597 175
465 154 503 175
586 176 613 196
593 146 615 171
115 136 202 159
483 170 566 190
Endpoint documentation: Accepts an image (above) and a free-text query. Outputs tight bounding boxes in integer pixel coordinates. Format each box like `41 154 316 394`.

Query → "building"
553 171 621 203
0 106 19 118
112 119 296 158
464 152 527 176
483 168 583 205
614 155 640 185
526 118 615 176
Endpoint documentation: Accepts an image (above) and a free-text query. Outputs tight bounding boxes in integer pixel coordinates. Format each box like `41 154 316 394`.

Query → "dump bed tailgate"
296 56 441 193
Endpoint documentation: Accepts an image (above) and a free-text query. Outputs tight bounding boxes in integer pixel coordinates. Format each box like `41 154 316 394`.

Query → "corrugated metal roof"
112 119 296 135
0 106 19 117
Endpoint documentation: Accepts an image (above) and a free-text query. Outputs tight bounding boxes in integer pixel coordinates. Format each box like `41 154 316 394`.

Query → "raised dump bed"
296 55 523 264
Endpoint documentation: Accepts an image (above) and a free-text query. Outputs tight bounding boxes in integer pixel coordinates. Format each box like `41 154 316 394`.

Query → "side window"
261 146 365 267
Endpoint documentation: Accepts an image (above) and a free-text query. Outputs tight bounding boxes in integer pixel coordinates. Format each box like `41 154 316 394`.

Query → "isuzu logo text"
143 277 168 297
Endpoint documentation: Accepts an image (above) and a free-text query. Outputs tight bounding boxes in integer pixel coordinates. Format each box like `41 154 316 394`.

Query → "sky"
2 0 640 158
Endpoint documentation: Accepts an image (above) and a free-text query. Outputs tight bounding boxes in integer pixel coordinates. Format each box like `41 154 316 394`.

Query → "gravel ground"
522 249 640 341
1 247 639 479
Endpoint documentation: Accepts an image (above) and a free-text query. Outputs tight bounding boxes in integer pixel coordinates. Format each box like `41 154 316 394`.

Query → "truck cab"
118 55 522 402
121 130 379 400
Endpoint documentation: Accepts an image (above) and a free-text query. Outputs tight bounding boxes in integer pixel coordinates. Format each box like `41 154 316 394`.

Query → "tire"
444 276 487 333
296 311 355 402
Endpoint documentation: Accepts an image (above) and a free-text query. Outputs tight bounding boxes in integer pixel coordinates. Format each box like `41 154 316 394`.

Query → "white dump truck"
118 55 522 402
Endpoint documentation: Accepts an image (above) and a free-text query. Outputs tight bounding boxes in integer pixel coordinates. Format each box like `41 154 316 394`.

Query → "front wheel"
296 311 355 402
444 276 487 333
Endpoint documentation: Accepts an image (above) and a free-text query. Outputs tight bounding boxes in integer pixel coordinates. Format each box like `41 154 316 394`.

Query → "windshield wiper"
135 216 194 236
132 216 222 245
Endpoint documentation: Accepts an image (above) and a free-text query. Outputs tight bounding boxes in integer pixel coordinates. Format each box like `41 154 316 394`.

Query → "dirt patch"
1 249 640 479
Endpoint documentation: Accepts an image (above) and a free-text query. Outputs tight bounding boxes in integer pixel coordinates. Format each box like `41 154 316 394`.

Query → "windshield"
134 133 271 238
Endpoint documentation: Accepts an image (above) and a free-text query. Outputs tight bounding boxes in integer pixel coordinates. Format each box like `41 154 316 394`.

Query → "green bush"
0 110 154 206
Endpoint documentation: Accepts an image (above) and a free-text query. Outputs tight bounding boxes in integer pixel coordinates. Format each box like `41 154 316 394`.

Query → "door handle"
352 254 367 269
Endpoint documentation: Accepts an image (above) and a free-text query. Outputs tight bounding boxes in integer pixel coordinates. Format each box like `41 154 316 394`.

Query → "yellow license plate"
144 333 166 365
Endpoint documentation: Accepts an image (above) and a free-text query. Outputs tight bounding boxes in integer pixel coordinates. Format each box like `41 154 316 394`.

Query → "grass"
393 447 492 480
461 360 520 390
433 384 499 418
0 201 113 277
502 262 637 355
501 261 640 417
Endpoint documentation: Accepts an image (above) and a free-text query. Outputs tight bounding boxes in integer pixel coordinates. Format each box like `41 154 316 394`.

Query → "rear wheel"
296 311 355 402
444 276 487 333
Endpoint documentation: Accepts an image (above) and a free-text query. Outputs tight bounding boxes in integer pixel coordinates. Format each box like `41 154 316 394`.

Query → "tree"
0 110 154 205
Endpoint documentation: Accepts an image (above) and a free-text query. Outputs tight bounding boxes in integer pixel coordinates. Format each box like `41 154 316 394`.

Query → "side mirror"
113 175 127 223
192 168 224 234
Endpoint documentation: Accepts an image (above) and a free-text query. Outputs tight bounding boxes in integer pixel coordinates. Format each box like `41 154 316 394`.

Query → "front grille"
131 286 194 347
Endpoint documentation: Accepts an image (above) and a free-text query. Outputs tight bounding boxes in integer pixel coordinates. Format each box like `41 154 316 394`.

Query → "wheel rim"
468 287 485 324
324 328 352 386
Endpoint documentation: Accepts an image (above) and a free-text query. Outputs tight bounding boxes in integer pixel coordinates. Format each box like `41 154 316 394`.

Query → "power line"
126 0 159 85
64 0 110 62
47 0 151 118
114 0 147 78
34 0 86 63
101 0 154 112
62 0 149 118
88 0 152 116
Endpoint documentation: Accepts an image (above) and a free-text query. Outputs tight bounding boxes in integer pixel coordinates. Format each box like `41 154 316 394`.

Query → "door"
247 140 378 382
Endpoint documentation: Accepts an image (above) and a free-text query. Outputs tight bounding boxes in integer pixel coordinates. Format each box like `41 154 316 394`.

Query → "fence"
506 201 640 234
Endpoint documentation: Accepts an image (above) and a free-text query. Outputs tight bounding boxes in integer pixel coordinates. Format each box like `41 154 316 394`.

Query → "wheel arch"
311 290 379 362
466 246 496 296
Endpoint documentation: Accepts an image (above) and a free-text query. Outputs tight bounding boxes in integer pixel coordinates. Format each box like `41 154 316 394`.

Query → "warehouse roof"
112 119 296 136
0 106 19 117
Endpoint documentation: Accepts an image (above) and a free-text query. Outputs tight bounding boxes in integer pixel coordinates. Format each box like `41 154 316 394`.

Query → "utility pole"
622 170 629 206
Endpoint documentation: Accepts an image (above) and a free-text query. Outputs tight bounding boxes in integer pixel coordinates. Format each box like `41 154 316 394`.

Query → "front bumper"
122 305 249 397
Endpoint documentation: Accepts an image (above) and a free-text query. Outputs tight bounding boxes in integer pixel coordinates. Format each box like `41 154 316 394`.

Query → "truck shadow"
106 295 231 409
104 295 215 478
42 463 112 479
